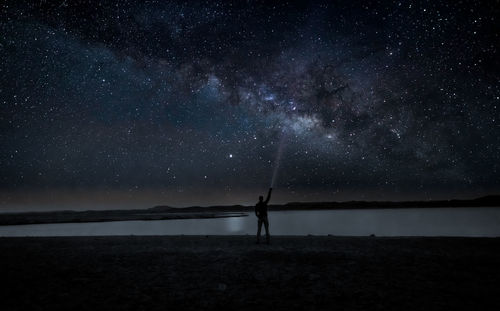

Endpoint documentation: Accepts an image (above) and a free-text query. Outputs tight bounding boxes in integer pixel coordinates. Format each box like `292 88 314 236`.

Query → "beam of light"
270 130 287 188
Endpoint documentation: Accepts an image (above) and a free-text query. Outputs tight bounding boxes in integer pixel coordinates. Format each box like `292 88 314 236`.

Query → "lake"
0 207 499 237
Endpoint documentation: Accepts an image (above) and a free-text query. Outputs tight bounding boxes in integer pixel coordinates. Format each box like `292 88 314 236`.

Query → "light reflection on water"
0 207 499 237
226 216 245 232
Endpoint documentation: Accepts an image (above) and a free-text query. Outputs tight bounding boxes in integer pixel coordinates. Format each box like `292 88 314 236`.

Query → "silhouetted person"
255 187 272 244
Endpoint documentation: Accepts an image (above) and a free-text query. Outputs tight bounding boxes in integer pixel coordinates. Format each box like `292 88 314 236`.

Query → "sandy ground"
1 236 500 310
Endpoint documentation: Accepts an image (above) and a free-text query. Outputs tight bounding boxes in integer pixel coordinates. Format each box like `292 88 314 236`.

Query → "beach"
1 236 500 310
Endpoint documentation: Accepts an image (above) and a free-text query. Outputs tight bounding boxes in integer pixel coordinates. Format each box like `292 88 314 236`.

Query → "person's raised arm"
265 187 273 204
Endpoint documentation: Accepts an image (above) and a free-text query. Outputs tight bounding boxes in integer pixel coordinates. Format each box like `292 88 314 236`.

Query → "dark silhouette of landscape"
1 195 498 226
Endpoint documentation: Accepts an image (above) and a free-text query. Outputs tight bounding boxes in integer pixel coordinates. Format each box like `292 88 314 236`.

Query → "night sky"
1 0 499 209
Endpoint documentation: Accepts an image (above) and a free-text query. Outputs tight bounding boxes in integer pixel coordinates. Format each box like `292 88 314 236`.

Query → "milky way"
1 0 499 206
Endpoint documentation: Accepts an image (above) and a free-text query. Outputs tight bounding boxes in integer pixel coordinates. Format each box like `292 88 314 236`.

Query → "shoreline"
1 202 499 226
0 211 250 226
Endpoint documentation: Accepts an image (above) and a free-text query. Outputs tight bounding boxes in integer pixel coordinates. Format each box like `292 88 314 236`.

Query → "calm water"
0 207 499 237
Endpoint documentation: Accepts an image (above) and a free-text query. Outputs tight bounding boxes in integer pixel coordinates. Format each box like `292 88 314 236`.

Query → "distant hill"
150 195 500 211
282 195 500 210
472 195 500 203
1 195 498 226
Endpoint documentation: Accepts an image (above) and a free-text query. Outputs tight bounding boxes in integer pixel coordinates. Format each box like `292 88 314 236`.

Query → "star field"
1 0 499 205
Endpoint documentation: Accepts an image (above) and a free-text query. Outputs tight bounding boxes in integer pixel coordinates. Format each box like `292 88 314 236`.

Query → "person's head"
259 195 264 202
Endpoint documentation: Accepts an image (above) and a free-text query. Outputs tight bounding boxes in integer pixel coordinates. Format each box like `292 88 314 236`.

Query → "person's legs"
256 218 263 243
264 216 270 244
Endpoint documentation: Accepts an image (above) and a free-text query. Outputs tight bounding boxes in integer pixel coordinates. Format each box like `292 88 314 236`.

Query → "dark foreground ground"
1 236 500 311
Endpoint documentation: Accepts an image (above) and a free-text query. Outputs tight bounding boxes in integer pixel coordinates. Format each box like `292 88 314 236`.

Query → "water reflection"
0 207 499 237
226 216 245 233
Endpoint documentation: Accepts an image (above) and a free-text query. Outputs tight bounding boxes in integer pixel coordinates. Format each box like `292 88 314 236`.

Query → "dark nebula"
1 0 499 207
